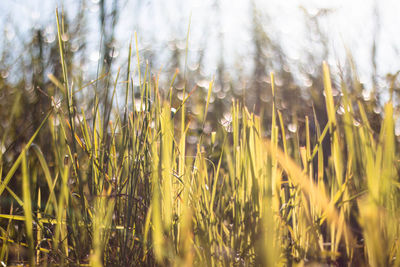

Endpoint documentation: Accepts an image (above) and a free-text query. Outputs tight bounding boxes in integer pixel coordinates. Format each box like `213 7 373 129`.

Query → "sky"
1 0 400 89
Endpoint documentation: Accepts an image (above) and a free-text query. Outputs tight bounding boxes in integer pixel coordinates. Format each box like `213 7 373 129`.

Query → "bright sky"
1 0 400 87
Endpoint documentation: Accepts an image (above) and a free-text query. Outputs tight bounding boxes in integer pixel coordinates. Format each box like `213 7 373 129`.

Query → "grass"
0 11 400 267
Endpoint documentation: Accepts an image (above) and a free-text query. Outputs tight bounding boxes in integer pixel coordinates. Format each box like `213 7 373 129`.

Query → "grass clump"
1 11 400 267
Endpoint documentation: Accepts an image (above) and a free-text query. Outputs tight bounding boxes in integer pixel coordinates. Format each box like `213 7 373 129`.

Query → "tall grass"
1 12 400 267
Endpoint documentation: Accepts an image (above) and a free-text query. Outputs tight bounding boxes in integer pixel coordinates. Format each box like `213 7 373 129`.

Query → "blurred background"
2 0 400 84
1 0 400 159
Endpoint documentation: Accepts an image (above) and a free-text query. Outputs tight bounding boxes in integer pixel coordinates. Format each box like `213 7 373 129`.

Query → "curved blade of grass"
263 139 355 246
0 111 51 196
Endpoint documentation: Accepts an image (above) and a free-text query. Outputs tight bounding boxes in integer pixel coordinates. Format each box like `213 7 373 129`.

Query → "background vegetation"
1 1 400 266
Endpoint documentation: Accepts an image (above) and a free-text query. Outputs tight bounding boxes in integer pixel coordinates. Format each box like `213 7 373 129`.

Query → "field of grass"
1 11 400 267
